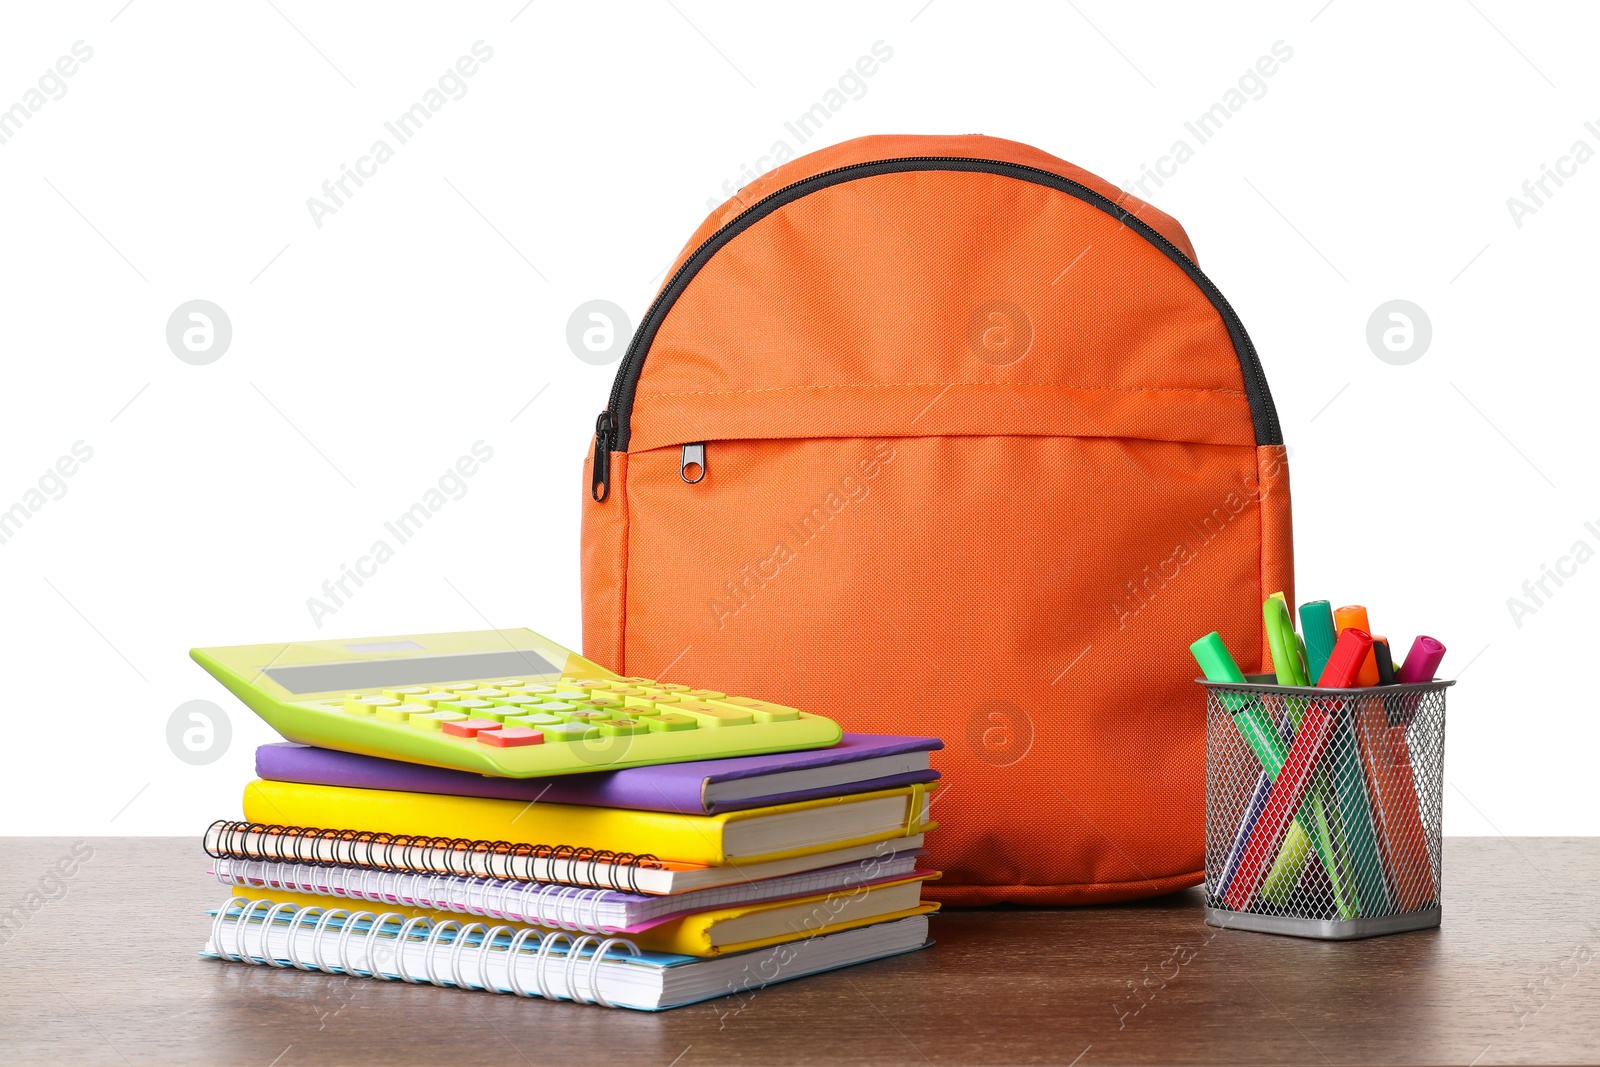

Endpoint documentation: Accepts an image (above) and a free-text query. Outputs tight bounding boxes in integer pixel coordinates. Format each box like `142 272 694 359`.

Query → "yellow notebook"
231 876 938 956
243 779 935 866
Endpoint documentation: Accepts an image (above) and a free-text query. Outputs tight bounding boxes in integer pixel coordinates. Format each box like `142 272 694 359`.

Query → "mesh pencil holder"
1200 675 1451 940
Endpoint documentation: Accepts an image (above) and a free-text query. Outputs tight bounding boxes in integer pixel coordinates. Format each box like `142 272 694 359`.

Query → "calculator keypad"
316 674 813 754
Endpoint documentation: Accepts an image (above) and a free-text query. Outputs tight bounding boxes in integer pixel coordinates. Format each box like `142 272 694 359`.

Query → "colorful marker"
1223 703 1338 912
1373 637 1397 686
1260 597 1356 916
1328 634 1393 915
1333 605 1381 687
1217 770 1274 899
1222 628 1374 912
1360 635 1444 911
1292 598 1369 908
1260 819 1315 904
1390 634 1444 726
1265 594 1309 687
1199 608 1351 915
1191 633 1313 900
1191 632 1288 772
1371 636 1401 721
1298 600 1338 684
1396 636 1446 686
1190 631 1251 701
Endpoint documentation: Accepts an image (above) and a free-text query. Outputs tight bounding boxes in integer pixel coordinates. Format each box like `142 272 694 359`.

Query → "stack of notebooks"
201 733 942 1010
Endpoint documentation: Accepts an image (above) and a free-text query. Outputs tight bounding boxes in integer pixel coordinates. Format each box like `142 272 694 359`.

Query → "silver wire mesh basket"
1201 675 1451 940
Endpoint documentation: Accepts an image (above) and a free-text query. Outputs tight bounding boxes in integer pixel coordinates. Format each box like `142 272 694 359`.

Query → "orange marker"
1333 605 1381 687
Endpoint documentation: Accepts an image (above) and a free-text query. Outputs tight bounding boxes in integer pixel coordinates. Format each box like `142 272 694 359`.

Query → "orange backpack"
582 134 1293 905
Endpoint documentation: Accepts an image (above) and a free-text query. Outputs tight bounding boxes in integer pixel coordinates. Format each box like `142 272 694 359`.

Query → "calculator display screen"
263 649 562 694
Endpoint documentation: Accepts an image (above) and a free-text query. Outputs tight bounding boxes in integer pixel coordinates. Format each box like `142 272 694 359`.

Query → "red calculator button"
442 718 501 738
478 727 544 747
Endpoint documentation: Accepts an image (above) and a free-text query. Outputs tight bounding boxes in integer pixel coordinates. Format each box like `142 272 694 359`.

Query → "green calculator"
191 628 842 777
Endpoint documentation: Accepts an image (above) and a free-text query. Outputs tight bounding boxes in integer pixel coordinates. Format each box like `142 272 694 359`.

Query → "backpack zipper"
591 410 613 501
680 442 707 484
591 155 1282 501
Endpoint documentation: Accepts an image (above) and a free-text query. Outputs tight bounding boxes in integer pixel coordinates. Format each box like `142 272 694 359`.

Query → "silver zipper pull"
680 442 706 484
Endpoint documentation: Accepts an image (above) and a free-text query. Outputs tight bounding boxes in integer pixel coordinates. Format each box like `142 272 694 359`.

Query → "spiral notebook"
228 876 935 956
243 778 935 866
206 819 926 894
203 898 931 1011
211 852 925 934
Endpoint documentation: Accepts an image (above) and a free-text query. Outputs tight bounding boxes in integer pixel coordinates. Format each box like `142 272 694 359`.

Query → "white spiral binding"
261 901 296 966
448 921 487 989
337 910 381 976
561 935 590 1001
393 916 432 984
210 898 640 1005
285 905 320 970
511 926 553 999
309 906 345 973
420 919 457 987
213 860 622 934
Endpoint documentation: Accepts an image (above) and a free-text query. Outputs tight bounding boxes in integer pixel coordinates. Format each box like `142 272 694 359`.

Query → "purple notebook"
256 734 942 815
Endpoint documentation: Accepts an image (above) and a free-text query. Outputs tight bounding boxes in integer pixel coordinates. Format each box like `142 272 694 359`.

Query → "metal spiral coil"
204 819 663 892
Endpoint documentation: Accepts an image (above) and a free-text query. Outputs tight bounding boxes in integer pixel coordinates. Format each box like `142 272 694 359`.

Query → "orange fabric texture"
582 135 1292 905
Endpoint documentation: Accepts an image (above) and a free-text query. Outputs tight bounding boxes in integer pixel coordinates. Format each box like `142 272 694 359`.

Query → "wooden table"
2 837 1596 1065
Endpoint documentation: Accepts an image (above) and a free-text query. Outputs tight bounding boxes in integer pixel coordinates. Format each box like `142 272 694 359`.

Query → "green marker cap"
1264 596 1308 687
1190 631 1246 684
1298 600 1338 685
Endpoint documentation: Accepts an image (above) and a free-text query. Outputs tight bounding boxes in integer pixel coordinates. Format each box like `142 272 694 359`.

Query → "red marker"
1357 701 1436 911
1222 628 1374 911
1359 634 1445 911
1319 626 1376 691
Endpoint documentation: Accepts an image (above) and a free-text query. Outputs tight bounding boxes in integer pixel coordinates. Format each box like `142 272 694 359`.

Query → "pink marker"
1396 636 1446 685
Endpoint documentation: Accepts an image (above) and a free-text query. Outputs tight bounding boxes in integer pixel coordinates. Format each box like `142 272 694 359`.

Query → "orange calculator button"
441 718 501 738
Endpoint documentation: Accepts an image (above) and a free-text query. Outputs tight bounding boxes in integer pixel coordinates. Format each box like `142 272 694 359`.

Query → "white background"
0 0 1593 836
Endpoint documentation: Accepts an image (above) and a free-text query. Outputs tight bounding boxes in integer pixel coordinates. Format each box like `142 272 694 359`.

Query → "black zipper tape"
600 155 1282 466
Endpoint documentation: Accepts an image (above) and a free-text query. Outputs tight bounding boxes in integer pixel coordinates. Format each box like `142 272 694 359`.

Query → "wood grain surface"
0 837 1595 1065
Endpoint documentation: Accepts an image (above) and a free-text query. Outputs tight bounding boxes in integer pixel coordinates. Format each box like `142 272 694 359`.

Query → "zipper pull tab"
591 411 614 502
680 442 706 484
